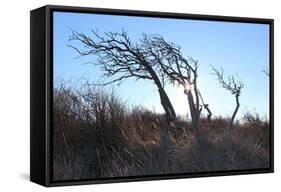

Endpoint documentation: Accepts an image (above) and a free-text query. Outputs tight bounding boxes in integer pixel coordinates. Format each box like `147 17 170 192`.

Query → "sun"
183 81 192 94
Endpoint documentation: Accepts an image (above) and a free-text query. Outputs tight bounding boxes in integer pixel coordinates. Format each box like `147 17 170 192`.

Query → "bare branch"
212 66 244 96
262 68 270 77
69 30 154 85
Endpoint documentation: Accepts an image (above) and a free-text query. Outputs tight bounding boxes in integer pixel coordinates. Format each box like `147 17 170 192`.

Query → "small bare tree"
212 67 244 139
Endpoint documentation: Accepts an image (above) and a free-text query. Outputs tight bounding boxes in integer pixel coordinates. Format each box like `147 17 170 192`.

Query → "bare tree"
139 34 212 142
69 30 186 168
212 67 244 137
69 30 177 125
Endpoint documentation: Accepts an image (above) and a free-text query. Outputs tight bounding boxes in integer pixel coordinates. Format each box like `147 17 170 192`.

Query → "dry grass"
52 82 270 181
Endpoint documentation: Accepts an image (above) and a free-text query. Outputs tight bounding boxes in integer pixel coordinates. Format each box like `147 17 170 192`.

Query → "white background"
0 0 279 191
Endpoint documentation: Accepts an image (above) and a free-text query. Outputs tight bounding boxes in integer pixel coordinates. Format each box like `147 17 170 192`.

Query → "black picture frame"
30 4 274 187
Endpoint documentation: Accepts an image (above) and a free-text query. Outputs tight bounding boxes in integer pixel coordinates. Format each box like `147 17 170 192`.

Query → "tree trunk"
158 87 177 124
228 94 240 132
186 90 201 130
141 58 177 170
225 93 240 143
186 89 204 143
186 89 197 126
142 58 177 124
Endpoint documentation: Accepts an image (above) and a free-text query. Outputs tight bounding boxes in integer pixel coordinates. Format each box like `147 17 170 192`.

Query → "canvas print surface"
52 11 270 181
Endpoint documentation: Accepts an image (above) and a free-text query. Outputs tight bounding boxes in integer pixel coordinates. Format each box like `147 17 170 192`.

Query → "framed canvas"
30 5 274 187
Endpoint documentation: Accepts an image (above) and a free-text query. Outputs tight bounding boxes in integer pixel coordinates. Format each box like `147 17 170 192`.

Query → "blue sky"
53 11 270 120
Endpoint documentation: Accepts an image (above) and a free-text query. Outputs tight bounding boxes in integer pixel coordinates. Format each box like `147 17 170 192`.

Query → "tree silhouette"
139 34 212 142
69 30 177 126
69 30 188 167
212 67 244 138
